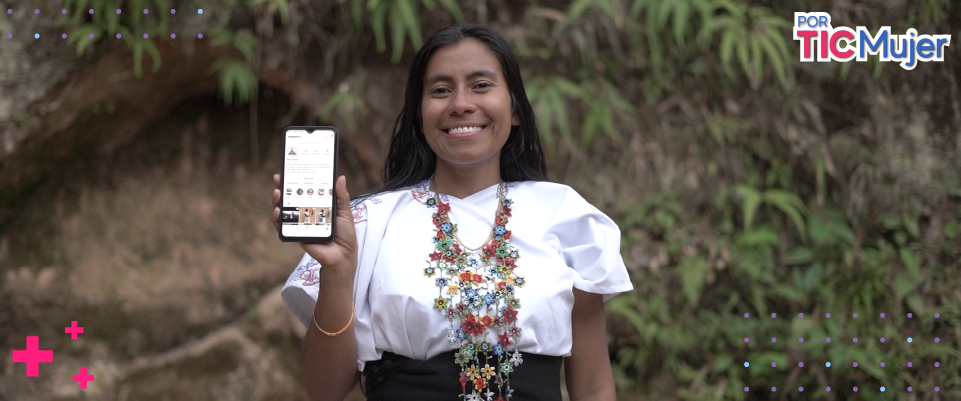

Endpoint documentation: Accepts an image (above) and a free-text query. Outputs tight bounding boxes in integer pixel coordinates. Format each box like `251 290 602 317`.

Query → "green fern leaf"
350 0 365 31
757 33 788 88
69 24 103 56
436 0 465 23
762 190 808 240
371 5 388 53
673 0 690 47
389 4 407 63
568 0 595 21
735 185 762 230
581 102 603 149
398 0 422 49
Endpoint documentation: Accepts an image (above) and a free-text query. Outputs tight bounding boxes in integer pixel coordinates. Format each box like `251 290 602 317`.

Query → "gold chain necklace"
431 179 505 252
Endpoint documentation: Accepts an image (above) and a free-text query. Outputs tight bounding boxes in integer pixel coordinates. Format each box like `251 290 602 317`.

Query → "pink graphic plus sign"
11 336 53 377
65 321 84 340
73 367 95 389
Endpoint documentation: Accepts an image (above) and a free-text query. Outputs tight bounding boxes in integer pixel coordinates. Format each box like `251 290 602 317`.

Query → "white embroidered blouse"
281 180 633 372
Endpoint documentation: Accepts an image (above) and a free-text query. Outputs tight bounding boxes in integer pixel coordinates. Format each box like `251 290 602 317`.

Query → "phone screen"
280 127 337 241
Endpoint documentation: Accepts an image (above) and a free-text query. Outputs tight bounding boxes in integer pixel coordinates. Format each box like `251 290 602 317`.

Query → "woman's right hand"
272 174 359 277
276 174 362 399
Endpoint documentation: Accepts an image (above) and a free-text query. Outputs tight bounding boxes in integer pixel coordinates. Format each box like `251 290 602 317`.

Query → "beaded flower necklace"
423 181 524 401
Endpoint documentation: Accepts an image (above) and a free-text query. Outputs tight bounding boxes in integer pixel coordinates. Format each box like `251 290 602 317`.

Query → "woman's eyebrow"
425 69 499 86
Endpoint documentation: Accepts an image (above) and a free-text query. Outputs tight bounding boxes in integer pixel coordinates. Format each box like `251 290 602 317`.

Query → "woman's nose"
448 89 476 115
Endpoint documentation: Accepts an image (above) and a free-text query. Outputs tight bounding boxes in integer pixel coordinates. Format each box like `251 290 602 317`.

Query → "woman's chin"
437 153 499 168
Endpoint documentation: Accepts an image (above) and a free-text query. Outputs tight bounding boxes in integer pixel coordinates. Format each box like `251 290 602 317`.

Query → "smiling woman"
421 39 519 185
375 23 547 195
272 24 633 401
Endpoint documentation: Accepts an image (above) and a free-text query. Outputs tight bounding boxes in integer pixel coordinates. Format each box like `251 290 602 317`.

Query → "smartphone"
279 126 338 242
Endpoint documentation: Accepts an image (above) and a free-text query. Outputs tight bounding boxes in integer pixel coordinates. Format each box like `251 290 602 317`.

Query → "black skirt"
362 350 562 400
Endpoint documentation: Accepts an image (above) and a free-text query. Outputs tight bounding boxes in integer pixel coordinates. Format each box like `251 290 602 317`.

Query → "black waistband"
363 350 563 400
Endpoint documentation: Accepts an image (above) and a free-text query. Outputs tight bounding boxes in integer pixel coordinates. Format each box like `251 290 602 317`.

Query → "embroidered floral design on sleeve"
424 183 524 400
351 203 368 224
411 188 431 203
297 258 320 286
298 267 320 286
298 258 319 272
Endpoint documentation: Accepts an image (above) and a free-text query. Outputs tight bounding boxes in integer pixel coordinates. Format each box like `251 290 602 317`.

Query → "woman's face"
421 39 518 170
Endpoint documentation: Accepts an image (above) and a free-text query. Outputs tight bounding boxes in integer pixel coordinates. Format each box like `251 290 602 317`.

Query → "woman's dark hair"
354 23 547 201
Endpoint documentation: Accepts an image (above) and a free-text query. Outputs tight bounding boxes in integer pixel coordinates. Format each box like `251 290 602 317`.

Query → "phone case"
279 126 339 242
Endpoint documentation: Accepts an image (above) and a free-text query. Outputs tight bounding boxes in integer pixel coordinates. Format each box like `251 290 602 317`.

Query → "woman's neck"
431 159 501 199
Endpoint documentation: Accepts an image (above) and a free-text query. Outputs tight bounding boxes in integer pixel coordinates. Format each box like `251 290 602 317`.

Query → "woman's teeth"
448 126 483 135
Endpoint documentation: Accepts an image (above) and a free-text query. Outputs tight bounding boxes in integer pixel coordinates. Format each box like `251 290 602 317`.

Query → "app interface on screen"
281 129 335 238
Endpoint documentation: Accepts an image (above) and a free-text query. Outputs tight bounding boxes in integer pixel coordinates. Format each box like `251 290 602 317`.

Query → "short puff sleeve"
547 188 633 302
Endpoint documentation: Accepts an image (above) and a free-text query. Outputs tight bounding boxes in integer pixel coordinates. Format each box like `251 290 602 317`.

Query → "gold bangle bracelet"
313 304 354 336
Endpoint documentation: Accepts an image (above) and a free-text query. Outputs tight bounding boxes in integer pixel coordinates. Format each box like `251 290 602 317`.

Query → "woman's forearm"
565 289 617 401
300 268 360 401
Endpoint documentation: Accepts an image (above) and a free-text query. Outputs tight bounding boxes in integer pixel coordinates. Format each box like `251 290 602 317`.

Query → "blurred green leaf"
124 35 162 77
782 246 813 265
895 273 919 299
105 2 120 34
322 81 368 129
370 4 388 53
736 228 778 247
790 315 815 337
248 0 289 25
879 213 901 230
352 0 463 63
579 79 632 149
944 222 959 239
207 58 257 106
438 0 464 21
607 295 655 343
210 28 258 63
748 352 786 370
679 256 710 306
771 283 803 301
569 0 617 23
350 0 365 32
761 189 808 241
68 24 104 56
526 76 586 151
704 1 792 88
63 0 173 76
905 294 926 315
389 6 407 63
899 248 921 279
711 353 732 374
735 185 762 230
802 263 822 287
902 205 922 239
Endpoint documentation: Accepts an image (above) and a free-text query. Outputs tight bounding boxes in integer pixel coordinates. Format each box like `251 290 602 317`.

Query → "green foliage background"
54 0 961 399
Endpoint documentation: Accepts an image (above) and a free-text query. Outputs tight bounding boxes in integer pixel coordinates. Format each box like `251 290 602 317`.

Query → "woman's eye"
431 87 451 95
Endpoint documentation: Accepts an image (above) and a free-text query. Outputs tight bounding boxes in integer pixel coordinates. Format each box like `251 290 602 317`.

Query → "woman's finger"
335 175 352 221
271 188 281 234
272 206 280 234
271 174 282 234
333 175 359 253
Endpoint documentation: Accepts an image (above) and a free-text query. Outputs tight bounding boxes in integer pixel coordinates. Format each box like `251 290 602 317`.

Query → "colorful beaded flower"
424 182 524 400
